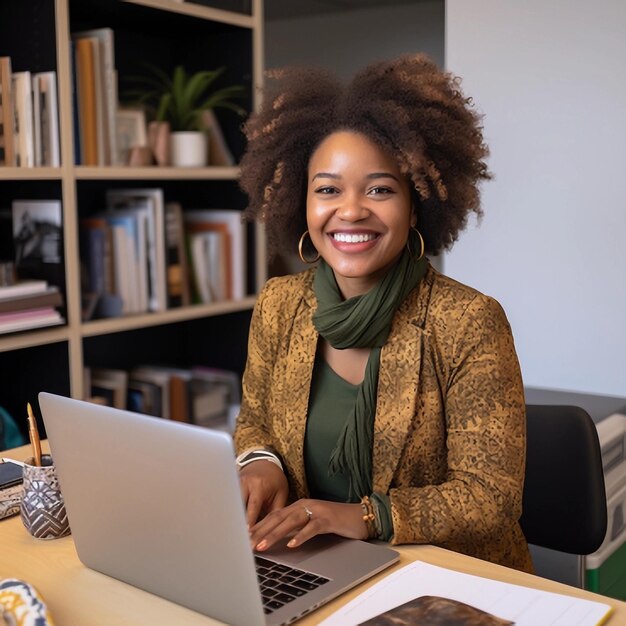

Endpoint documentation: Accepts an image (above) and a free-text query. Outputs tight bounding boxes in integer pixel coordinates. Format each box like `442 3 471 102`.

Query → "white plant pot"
170 131 208 167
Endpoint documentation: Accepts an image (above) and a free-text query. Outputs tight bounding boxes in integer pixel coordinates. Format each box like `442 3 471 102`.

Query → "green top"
304 357 359 503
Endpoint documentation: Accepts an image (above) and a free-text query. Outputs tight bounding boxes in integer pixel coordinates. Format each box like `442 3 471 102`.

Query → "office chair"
520 404 607 555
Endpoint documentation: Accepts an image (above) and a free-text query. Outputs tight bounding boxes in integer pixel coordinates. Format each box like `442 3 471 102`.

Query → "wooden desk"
2 444 625 625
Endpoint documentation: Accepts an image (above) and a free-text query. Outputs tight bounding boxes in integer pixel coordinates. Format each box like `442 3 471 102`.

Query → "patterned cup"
20 455 71 540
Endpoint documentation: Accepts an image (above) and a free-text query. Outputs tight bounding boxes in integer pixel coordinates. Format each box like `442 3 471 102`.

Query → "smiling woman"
233 54 533 574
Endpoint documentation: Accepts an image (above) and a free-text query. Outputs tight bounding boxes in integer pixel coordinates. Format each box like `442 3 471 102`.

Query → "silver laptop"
39 392 399 626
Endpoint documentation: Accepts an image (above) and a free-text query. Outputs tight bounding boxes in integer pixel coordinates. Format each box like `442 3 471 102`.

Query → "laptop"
39 392 399 626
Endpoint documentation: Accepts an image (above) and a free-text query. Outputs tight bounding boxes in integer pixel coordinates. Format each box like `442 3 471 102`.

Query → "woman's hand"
239 460 289 527
250 499 368 552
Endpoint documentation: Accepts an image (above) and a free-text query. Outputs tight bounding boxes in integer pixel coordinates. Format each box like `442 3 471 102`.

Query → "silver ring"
303 505 313 521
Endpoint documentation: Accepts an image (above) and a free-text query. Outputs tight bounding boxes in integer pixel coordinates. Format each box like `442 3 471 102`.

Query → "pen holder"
20 455 71 540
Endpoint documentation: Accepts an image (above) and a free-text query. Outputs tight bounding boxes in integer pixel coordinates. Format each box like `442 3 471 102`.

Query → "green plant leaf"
197 85 246 113
124 64 246 130
156 93 172 124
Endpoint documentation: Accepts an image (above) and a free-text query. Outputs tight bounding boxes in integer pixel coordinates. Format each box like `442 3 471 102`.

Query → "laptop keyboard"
255 555 330 614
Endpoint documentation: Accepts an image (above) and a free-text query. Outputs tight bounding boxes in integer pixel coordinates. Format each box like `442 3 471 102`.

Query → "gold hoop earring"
298 230 320 264
407 226 425 261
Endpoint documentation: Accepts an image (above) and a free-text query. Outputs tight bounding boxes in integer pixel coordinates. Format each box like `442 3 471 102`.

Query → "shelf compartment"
81 295 256 337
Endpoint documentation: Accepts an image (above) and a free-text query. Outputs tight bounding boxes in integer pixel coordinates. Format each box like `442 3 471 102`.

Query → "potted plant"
126 65 246 167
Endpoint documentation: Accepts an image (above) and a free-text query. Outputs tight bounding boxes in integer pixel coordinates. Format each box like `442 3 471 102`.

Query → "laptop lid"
39 392 399 626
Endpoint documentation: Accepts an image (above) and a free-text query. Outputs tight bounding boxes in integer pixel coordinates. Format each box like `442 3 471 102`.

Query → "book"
360 596 512 625
74 37 99 165
31 74 42 167
106 189 167 312
190 366 241 431
126 365 192 423
185 219 232 300
80 217 124 319
107 222 135 314
90 368 128 410
69 40 82 165
184 209 246 300
80 219 106 298
105 210 149 313
73 29 117 166
188 378 229 429
87 35 106 166
80 217 115 295
0 56 15 166
190 366 241 404
32 72 60 167
164 202 190 308
0 280 49 300
169 373 191 423
11 71 35 167
0 307 64 334
0 286 63 314
12 200 64 287
129 366 171 419
187 230 225 303
127 379 162 416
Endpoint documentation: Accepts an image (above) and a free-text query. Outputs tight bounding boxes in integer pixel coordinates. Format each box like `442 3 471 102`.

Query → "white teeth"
332 233 376 243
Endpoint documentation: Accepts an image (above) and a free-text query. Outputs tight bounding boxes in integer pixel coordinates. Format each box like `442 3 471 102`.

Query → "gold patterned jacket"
234 263 533 573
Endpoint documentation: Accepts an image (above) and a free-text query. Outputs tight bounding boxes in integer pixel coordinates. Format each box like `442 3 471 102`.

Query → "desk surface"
2 444 625 625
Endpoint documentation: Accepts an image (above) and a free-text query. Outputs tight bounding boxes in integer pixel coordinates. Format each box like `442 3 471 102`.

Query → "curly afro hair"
239 54 491 258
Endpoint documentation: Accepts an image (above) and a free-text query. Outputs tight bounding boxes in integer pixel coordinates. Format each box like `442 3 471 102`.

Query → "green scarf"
312 241 427 499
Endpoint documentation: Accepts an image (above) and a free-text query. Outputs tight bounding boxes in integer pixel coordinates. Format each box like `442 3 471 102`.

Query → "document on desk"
320 562 613 626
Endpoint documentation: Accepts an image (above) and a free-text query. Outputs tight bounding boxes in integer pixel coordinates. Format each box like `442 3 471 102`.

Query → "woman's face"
306 131 414 299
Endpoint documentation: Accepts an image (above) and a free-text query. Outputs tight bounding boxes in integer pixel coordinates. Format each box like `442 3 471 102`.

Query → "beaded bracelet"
360 496 377 539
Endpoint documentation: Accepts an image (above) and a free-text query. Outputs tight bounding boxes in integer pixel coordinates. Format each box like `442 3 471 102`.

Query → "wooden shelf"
0 326 70 352
123 0 256 28
0 167 64 180
74 166 240 180
81 296 256 337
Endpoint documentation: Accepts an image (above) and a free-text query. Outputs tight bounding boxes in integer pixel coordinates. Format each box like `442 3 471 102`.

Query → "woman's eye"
369 186 394 195
315 186 339 195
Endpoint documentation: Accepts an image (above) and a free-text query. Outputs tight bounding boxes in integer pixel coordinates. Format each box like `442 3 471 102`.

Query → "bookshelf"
0 0 266 435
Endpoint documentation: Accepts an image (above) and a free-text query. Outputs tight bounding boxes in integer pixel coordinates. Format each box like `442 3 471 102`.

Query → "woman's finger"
286 504 321 548
245 489 265 528
252 502 319 551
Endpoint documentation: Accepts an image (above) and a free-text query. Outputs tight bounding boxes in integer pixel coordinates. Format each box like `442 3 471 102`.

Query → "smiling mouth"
330 233 378 243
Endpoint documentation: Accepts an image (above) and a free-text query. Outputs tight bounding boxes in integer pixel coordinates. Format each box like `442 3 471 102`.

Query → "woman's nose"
335 193 369 221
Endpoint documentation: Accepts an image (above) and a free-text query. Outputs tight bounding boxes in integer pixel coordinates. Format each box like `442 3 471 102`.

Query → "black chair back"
521 404 607 555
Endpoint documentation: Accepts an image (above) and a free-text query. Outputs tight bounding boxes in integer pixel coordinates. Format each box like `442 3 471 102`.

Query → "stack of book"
184 208 247 303
80 188 189 319
2 198 66 333
84 364 241 432
79 186 247 318
0 280 64 334
0 56 60 167
71 28 117 165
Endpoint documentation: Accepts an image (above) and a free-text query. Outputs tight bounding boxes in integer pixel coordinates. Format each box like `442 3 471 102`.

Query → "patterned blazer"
234 263 534 573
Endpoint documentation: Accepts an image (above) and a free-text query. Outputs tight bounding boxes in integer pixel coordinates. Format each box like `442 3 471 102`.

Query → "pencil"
26 402 42 467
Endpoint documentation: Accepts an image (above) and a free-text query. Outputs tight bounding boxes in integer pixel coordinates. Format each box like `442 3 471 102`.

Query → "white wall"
445 0 626 396
265 2 444 78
